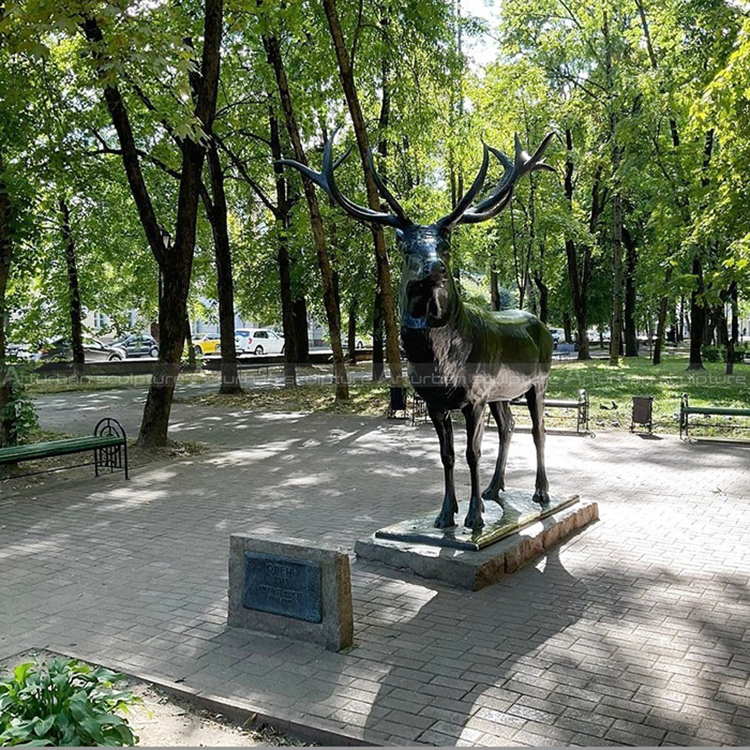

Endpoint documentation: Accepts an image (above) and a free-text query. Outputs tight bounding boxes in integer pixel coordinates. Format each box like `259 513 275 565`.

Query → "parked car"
234 328 284 355
40 336 127 362
586 327 611 345
193 333 221 356
347 335 372 350
112 333 159 358
548 327 565 344
328 334 372 351
6 343 40 362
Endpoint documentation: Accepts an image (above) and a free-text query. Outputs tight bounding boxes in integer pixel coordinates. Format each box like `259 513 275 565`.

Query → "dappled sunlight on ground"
3 390 750 746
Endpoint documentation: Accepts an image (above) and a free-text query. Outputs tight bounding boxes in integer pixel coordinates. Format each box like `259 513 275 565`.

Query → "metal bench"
680 394 750 440
412 389 589 433
539 389 590 433
0 418 129 480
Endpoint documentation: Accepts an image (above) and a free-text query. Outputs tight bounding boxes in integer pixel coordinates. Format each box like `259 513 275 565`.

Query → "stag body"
398 224 553 530
279 131 555 530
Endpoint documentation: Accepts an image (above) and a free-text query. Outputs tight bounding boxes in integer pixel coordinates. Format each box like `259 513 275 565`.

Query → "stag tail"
439 132 556 227
276 127 412 229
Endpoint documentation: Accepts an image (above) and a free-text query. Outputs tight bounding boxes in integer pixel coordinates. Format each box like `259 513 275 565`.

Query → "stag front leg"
462 401 487 530
483 400 513 502
525 385 550 505
428 404 458 529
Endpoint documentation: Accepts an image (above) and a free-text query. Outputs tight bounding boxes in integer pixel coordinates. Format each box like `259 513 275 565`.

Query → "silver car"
40 336 127 362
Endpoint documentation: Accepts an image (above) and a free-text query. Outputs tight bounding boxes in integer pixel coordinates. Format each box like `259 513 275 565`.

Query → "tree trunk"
262 29 348 401
563 311 572 344
293 297 310 365
206 143 242 393
563 129 593 360
726 281 738 376
687 254 706 370
652 267 672 365
653 289 669 365
321 0 403 387
59 198 86 380
0 148 14 447
714 300 729 347
609 191 623 366
269 113 297 387
490 269 500 311
372 281 385 382
623 226 639 357
184 317 195 370
687 131 714 371
347 299 357 365
83 0 224 447
533 272 548 324
566 238 590 359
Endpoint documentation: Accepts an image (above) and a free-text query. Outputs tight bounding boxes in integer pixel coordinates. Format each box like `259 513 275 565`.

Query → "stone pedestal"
228 534 353 651
355 492 598 590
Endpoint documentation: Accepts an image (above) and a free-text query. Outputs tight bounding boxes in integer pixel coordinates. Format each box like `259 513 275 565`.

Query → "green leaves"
0 657 139 747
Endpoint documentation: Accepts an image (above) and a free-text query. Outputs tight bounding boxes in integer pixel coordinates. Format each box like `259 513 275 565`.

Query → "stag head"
277 130 555 329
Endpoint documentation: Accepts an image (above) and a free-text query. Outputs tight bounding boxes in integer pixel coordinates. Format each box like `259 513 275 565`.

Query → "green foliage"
702 345 722 362
1 361 39 445
0 657 139 746
703 344 748 364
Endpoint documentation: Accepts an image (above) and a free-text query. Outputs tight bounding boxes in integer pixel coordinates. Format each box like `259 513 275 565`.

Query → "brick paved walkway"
2 391 750 745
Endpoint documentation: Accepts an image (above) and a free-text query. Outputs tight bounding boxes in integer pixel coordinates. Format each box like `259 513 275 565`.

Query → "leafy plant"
1 361 39 446
723 344 747 364
702 345 722 363
0 657 139 746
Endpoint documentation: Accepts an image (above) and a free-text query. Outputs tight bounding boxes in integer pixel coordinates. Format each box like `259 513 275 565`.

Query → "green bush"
701 345 721 362
1 361 39 446
723 344 747 364
0 657 139 746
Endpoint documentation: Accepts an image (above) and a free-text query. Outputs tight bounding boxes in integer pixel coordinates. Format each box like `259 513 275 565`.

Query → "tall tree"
0 147 13 447
320 0 403 386
80 0 224 445
58 198 85 380
204 143 242 394
261 24 349 401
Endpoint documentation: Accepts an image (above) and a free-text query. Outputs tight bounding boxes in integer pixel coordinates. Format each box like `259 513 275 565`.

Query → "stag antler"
438 132 555 229
276 128 413 228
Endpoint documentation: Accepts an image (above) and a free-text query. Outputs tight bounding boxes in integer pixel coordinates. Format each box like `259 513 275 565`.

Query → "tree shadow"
353 544 750 746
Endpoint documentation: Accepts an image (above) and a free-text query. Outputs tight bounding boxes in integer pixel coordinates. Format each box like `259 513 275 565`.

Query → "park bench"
680 394 750 440
410 388 589 433
0 418 129 480
536 389 590 433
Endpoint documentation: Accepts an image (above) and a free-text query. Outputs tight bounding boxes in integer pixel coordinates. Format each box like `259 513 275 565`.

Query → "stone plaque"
228 534 353 651
242 552 322 623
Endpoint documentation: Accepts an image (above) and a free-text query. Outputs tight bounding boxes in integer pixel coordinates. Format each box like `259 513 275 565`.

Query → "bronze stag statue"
279 132 555 531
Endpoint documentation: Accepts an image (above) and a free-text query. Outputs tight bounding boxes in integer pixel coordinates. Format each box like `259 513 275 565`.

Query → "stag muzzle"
402 256 451 329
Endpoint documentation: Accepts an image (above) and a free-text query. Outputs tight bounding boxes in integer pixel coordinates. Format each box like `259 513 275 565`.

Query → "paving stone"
4 402 750 747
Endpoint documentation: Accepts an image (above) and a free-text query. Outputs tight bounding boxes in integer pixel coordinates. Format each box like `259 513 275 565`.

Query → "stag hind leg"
462 401 487 531
428 405 458 529
525 385 550 505
482 400 514 502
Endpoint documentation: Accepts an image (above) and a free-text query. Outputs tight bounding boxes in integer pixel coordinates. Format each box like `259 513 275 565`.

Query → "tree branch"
216 135 279 217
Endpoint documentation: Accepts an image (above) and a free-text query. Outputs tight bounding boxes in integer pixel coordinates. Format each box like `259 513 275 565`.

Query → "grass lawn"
26 351 750 435
546 351 749 433
26 370 218 394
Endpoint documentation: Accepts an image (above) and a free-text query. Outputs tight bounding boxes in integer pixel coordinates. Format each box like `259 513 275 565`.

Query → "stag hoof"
482 486 502 503
434 513 457 529
532 488 550 506
464 511 485 531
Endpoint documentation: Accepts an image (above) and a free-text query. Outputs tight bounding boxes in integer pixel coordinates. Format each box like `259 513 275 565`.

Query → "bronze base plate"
374 491 580 551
